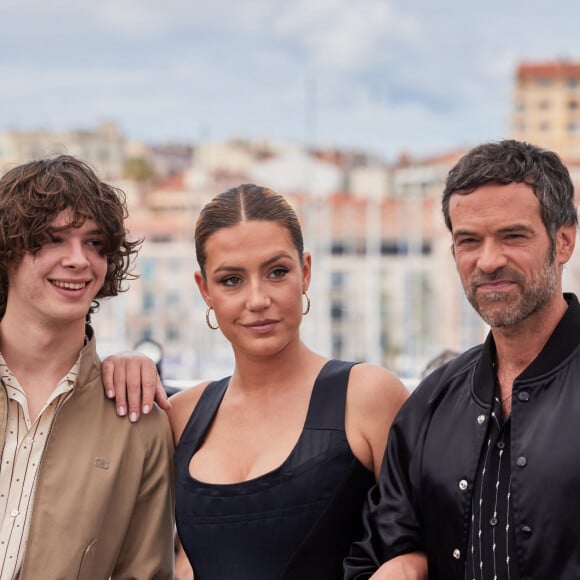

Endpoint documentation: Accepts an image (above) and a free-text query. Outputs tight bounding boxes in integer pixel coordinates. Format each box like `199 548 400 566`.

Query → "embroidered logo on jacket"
95 457 109 469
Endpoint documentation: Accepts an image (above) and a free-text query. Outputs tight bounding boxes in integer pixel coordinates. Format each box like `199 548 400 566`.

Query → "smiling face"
6 209 107 328
195 220 311 359
449 182 575 328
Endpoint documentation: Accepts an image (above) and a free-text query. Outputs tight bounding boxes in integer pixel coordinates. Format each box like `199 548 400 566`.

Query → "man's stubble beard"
464 255 559 328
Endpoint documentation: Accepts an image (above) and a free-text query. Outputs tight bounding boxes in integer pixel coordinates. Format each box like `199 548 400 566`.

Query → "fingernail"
143 405 150 414
106 390 114 398
119 405 126 416
130 411 138 422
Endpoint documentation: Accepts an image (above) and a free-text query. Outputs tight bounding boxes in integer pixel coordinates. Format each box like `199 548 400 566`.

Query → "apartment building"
0 120 126 178
512 60 580 159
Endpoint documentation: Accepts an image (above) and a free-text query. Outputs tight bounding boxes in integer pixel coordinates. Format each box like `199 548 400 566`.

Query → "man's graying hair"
442 140 578 254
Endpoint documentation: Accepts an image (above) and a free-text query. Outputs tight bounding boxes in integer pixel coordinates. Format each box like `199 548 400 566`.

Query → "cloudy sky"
1 0 579 160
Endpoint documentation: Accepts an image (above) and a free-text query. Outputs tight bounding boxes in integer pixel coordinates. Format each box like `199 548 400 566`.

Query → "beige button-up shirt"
0 354 78 579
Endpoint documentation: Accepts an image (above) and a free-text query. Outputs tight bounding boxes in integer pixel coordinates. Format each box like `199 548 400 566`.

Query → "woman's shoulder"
348 361 408 402
345 362 409 440
343 362 409 477
166 379 214 444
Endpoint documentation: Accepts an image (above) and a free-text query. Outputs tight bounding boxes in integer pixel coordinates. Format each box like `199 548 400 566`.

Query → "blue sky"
1 0 579 160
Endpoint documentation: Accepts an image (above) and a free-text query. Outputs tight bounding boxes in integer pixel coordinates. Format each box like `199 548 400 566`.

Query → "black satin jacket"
345 294 580 580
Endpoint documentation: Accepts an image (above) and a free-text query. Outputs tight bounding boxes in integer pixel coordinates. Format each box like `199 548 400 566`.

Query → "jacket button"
521 524 533 536
516 456 528 467
459 479 468 491
452 548 461 559
477 415 486 424
518 391 530 402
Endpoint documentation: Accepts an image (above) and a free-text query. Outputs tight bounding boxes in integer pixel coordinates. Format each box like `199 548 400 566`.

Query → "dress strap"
177 378 229 452
304 360 356 432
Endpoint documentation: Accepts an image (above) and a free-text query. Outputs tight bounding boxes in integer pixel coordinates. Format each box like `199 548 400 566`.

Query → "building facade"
512 60 580 159
4 98 580 384
0 120 126 178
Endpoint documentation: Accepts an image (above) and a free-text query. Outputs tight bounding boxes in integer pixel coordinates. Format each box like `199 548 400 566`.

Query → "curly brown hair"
0 155 142 318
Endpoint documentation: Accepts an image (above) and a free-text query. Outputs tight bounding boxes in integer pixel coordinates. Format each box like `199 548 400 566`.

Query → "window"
143 292 155 312
140 258 156 282
331 271 345 288
167 325 180 341
167 292 180 307
331 241 346 255
331 302 344 320
332 336 343 358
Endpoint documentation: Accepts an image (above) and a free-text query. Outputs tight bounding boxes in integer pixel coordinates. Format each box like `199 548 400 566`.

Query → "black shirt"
466 394 520 580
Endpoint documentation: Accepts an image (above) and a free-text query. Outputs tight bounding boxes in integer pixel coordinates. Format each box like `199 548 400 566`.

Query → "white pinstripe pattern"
0 354 77 579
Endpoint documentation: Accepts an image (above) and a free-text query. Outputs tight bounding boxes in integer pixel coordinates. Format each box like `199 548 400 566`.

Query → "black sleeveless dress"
174 359 375 580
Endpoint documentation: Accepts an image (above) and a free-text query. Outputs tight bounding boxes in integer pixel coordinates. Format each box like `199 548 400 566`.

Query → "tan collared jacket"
0 332 175 580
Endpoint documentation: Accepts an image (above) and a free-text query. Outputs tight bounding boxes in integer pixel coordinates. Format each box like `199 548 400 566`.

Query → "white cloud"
270 0 419 72
87 0 174 35
1 0 580 159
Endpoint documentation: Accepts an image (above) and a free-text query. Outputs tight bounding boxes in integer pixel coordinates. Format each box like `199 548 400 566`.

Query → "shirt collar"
474 293 580 403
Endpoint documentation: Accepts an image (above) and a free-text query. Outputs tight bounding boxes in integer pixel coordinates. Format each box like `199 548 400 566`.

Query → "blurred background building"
2 60 580 384
512 61 580 160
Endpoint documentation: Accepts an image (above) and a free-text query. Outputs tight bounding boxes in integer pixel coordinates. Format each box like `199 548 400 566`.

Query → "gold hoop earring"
205 306 219 330
302 291 311 316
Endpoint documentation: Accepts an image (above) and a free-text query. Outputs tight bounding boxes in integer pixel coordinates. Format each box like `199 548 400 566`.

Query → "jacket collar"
74 324 101 392
473 293 580 404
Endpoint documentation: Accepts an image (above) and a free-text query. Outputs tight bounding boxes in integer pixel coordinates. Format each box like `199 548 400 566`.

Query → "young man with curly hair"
0 156 174 579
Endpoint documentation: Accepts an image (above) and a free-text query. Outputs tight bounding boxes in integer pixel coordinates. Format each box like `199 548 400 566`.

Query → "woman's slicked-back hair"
194 184 304 277
0 155 141 318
